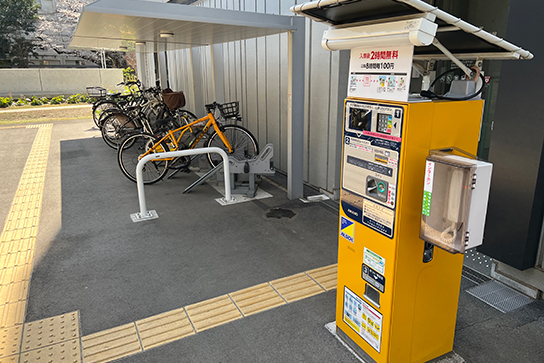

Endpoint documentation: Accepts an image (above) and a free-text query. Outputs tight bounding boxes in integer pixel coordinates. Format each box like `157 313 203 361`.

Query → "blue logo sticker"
340 216 355 243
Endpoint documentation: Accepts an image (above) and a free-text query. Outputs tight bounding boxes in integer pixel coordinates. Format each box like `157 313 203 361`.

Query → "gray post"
287 17 306 200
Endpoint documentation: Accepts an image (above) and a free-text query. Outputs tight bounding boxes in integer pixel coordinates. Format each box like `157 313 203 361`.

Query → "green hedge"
0 97 13 108
0 93 95 108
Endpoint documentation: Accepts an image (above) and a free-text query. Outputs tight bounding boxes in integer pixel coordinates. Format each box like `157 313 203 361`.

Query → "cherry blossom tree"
36 0 129 67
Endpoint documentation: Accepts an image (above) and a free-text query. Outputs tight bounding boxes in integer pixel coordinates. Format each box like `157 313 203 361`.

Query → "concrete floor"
2 119 543 363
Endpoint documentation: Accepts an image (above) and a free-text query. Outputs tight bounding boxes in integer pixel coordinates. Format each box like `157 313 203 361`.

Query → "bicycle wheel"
93 100 118 127
118 133 170 184
97 107 122 128
101 113 138 149
205 125 259 167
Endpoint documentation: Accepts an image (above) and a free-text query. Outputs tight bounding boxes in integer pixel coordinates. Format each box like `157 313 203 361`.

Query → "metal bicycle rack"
131 144 275 222
183 143 275 198
130 147 234 223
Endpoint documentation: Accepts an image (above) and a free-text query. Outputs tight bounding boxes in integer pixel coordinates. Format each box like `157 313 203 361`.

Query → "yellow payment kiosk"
337 98 483 362
290 1 533 362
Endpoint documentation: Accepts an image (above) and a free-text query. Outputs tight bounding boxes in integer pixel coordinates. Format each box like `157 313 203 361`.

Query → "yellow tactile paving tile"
0 250 35 270
229 283 286 316
81 324 142 363
12 261 338 362
0 302 25 328
19 339 81 363
306 264 338 291
270 272 326 303
0 325 22 359
0 355 19 363
136 308 195 350
1 238 35 255
0 281 29 305
0 265 32 286
21 312 79 352
185 295 243 333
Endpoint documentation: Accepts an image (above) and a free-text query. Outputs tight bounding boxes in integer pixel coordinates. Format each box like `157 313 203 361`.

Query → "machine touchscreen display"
350 108 371 131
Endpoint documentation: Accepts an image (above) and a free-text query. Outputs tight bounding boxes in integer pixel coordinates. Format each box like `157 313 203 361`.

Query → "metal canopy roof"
291 0 533 60
70 0 298 52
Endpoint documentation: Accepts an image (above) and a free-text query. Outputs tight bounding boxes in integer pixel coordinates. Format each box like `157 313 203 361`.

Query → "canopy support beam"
287 17 306 200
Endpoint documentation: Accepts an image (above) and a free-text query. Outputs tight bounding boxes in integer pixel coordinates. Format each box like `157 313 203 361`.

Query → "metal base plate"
215 189 273 206
328 322 466 363
326 322 372 363
130 210 159 222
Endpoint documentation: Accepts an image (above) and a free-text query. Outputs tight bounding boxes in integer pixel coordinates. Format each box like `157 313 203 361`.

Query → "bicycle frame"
139 110 233 161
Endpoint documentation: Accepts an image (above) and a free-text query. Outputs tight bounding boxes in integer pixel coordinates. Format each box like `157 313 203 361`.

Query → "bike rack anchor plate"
130 210 159 222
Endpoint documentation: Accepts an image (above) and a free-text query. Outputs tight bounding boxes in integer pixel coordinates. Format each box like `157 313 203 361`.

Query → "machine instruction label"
343 286 383 352
362 264 386 293
363 199 394 238
422 161 435 216
340 216 355 243
363 247 385 275
348 45 414 102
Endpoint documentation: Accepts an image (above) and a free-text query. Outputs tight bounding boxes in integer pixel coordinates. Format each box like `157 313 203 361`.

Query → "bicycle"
117 101 259 184
101 107 196 149
89 81 143 127
100 87 196 149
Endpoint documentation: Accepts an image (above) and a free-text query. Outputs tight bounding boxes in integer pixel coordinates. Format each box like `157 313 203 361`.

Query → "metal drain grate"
466 280 533 313
462 266 491 285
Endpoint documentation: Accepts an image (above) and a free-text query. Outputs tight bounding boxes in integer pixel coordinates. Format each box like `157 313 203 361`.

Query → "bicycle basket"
162 89 186 110
86 86 106 97
218 101 239 118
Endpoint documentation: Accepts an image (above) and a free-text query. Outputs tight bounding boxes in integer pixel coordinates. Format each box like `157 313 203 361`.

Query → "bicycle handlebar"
117 80 142 88
205 102 219 113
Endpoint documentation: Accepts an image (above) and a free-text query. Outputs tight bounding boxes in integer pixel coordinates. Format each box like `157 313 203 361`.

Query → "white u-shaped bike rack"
130 147 233 222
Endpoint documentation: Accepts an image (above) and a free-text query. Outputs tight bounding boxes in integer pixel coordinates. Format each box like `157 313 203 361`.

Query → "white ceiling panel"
70 0 299 52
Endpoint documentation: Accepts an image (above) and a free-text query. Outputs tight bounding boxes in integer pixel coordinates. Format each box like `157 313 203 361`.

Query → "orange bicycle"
117 101 259 184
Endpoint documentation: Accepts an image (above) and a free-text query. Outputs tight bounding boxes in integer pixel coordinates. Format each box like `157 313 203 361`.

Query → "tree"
0 0 40 67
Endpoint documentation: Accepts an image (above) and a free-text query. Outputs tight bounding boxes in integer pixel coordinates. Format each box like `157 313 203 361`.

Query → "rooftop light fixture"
135 41 146 45
119 45 128 50
160 32 174 38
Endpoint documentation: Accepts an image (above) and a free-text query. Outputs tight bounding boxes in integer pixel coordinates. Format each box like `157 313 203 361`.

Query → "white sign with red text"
348 45 414 102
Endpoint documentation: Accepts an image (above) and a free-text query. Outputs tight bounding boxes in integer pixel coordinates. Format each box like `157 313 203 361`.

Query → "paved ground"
1 119 543 363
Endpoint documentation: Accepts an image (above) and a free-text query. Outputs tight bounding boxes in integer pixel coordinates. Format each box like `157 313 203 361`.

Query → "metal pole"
133 147 233 222
432 39 473 78
101 49 106 69
287 18 306 200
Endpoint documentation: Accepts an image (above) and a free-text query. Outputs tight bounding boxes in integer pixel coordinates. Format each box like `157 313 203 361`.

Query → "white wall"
0 69 123 97
158 0 348 196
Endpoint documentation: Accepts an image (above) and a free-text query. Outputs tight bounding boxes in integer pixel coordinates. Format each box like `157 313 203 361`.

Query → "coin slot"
366 176 388 203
